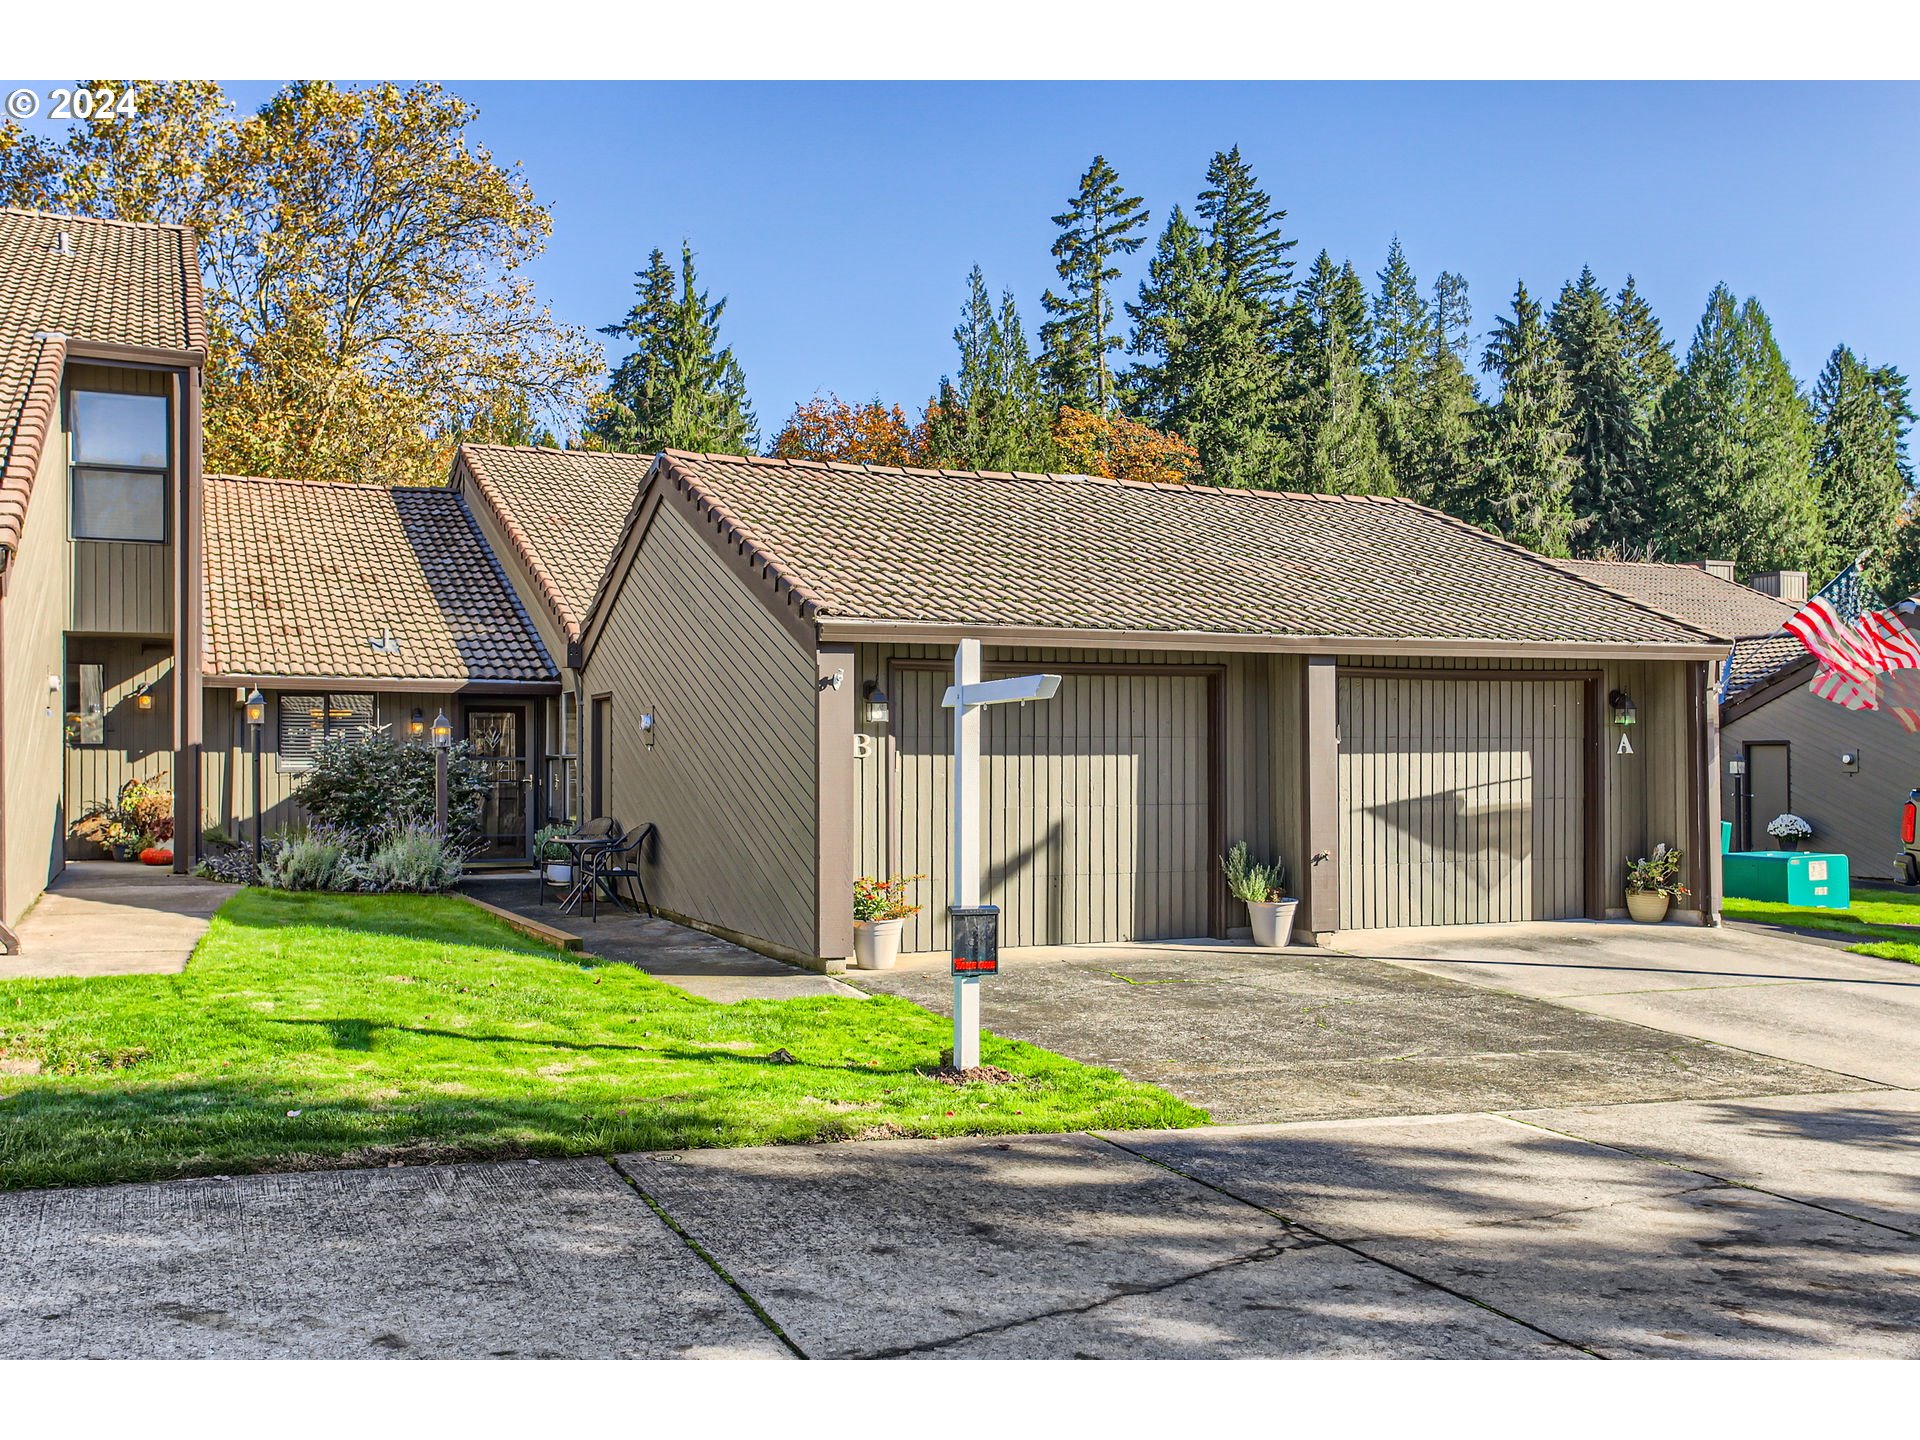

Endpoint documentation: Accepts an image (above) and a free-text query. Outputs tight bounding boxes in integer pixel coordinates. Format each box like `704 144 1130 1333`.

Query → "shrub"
360 824 463 894
195 843 257 885
295 736 486 851
1221 842 1288 904
259 827 359 892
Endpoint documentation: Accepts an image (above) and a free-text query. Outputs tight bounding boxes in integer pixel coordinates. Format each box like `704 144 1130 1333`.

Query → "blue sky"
18 81 1920 430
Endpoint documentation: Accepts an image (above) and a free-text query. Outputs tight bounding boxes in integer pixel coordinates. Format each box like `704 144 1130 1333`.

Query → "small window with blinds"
276 693 376 772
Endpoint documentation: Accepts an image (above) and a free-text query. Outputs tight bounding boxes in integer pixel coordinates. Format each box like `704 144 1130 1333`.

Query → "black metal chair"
538 817 623 911
582 823 656 920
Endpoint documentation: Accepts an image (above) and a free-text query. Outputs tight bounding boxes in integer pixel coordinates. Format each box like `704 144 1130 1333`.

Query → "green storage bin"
1721 820 1733 854
1722 850 1851 910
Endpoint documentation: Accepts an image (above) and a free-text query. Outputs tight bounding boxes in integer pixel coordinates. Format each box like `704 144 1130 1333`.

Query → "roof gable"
621 451 1727 652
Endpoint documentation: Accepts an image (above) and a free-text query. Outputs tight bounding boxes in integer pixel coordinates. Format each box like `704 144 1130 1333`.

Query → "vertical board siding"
580 501 818 958
870 651 1216 952
63 638 176 854
1336 672 1586 928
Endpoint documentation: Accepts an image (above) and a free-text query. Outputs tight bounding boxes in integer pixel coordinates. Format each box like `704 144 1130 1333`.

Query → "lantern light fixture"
409 707 425 739
134 683 154 712
243 688 266 729
430 709 453 749
1608 689 1637 727
864 680 891 726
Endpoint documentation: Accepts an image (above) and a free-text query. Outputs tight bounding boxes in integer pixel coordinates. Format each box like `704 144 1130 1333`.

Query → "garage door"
894 668 1213 951
1336 674 1586 929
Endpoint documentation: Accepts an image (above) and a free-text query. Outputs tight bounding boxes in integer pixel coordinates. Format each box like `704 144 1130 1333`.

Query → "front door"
1745 742 1791 851
466 705 531 862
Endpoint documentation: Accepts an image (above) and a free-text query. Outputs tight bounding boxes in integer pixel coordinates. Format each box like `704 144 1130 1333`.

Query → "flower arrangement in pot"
852 874 925 970
533 823 574 884
1221 841 1294 948
1624 844 1689 923
1766 813 1813 852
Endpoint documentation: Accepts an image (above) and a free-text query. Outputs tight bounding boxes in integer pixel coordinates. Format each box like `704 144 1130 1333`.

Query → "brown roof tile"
456 444 652 642
0 209 204 556
202 475 555 684
1557 559 1799 639
631 451 1725 649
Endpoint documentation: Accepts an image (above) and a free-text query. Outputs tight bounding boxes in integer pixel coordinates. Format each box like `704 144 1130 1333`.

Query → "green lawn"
1723 885 1920 965
0 891 1204 1191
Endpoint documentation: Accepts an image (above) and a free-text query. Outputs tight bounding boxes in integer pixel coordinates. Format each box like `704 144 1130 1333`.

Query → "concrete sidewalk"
0 862 235 979
5 1086 1916 1359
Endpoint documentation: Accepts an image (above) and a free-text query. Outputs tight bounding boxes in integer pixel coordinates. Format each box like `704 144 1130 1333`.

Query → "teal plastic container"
1722 850 1851 910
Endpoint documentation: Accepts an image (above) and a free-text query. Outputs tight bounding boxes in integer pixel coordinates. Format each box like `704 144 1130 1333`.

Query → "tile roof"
630 452 1728 650
1724 633 1810 698
455 444 653 642
202 475 556 684
1556 559 1800 639
0 208 205 557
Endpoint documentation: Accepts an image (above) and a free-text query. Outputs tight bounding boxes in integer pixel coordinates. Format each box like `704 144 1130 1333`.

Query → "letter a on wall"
1617 732 1634 755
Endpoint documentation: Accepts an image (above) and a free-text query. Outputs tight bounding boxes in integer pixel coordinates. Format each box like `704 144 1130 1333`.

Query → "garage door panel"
1338 675 1585 930
898 668 1211 949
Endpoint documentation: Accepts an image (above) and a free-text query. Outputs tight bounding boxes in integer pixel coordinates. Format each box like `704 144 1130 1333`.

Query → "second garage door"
1337 673 1587 929
894 667 1214 951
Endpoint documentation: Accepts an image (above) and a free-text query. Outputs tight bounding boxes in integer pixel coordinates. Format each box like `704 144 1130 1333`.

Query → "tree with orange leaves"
1053 406 1199 485
770 393 915 466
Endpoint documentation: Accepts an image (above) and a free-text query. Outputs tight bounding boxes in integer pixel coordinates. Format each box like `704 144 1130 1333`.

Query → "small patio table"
549 834 616 916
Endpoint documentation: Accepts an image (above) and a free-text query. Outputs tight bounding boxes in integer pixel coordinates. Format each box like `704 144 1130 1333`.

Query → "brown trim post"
1583 675 1607 919
173 365 204 872
1301 656 1341 940
816 645 856 964
1690 660 1722 924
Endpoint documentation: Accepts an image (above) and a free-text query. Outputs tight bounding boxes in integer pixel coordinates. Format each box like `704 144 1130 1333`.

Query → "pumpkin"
139 847 173 866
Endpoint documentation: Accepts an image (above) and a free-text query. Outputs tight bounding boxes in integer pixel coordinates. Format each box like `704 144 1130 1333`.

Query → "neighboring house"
0 209 207 948
198 475 559 855
1565 558 1920 881
563 451 1731 970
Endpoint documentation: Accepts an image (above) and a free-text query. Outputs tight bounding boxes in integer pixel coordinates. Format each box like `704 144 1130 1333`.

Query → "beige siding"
1723 680 1914 879
64 638 175 855
66 364 171 636
580 500 818 959
3 408 75 925
1336 673 1585 927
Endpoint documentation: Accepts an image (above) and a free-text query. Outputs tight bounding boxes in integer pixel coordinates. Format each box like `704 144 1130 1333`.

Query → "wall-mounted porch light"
243 688 266 728
409 707 425 739
864 680 891 726
1608 689 1637 727
133 683 154 712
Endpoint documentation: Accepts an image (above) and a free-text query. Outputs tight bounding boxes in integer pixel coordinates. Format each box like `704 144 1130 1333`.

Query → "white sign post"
942 638 1061 1069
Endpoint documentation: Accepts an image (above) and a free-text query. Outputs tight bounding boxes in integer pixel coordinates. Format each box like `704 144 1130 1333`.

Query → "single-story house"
558 450 1732 970
1564 558 1920 881
197 473 561 855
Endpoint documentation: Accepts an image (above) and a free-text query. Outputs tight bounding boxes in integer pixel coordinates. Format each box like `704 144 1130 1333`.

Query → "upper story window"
70 390 170 543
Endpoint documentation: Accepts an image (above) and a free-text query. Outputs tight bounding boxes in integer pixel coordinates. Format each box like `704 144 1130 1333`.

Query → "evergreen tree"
1812 345 1915 577
1194 145 1295 325
1040 155 1150 412
1614 274 1678 436
1475 281 1579 555
1649 286 1821 571
590 242 755 454
1286 250 1393 495
1409 270 1482 513
922 267 1055 471
1550 267 1645 555
1370 238 1434 486
1123 207 1214 427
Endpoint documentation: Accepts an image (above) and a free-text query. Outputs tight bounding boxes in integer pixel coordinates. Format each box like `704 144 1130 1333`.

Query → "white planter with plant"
853 874 924 970
1222 842 1295 948
1625 844 1688 923
1766 813 1813 852
533 823 573 883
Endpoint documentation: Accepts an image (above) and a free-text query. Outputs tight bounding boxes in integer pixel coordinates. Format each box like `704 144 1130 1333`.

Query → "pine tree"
1649 288 1821 571
590 242 755 455
1550 267 1644 555
921 267 1055 472
1813 345 1915 578
1286 250 1393 495
1614 274 1678 436
1371 238 1433 487
1410 270 1482 513
1475 281 1579 555
1040 155 1150 412
1123 207 1214 427
1194 145 1294 325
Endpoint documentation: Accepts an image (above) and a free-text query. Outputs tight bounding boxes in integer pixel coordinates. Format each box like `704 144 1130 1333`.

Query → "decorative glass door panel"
466 707 530 861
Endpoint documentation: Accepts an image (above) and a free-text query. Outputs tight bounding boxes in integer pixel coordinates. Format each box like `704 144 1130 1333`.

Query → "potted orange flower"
852 874 924 970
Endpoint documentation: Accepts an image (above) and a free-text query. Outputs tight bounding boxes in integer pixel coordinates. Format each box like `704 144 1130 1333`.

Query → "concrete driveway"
1353 919 1920 1088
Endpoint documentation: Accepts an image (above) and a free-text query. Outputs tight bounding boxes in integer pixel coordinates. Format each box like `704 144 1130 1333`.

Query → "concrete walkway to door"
0 861 236 978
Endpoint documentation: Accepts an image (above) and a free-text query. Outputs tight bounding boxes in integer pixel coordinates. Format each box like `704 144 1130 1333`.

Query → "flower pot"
854 917 905 970
1626 890 1670 924
1775 837 1801 852
543 862 573 884
1247 898 1298 948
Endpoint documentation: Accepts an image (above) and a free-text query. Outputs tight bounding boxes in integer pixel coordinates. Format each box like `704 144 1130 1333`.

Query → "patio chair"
582 823 656 921
538 816 623 909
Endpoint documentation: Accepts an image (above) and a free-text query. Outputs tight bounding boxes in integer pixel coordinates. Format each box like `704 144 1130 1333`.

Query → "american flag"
1783 561 1920 724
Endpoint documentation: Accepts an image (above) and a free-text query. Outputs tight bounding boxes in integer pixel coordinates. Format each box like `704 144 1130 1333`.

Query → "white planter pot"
854 917 905 970
1626 890 1670 923
1247 898 1298 948
543 862 572 884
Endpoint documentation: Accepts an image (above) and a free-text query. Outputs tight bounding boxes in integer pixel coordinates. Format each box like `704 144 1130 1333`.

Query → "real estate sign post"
943 640 1061 1068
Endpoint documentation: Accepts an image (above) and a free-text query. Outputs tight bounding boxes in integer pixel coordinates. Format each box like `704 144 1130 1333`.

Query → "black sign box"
949 904 1000 976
